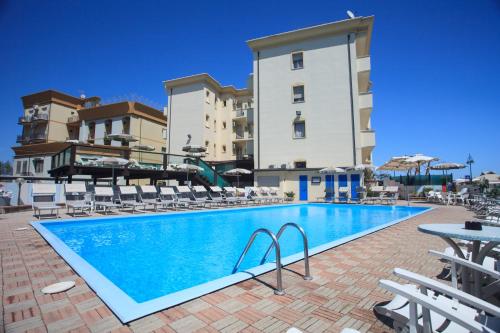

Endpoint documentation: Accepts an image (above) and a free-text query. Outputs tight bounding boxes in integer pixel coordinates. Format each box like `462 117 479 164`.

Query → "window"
222 145 226 153
22 160 28 174
205 114 210 121
214 120 216 131
292 52 304 69
222 121 227 129
206 91 210 97
16 161 21 174
293 85 305 103
161 147 167 153
162 128 167 139
293 121 305 139
223 100 227 107
294 161 306 168
205 140 209 147
34 160 44 173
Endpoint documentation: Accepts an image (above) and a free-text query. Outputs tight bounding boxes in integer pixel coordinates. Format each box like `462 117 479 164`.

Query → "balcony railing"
30 133 47 141
67 115 79 123
16 135 27 144
18 114 49 124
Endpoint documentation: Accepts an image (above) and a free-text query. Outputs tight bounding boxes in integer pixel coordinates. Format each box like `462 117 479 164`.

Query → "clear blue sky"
1 0 499 177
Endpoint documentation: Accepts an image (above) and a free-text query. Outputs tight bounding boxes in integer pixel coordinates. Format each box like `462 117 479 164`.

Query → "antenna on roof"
347 10 355 19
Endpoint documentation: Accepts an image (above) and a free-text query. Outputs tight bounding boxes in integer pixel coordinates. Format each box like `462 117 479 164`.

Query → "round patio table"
418 223 500 296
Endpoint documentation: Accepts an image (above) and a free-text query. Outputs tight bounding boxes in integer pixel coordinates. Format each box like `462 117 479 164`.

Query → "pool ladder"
232 222 312 295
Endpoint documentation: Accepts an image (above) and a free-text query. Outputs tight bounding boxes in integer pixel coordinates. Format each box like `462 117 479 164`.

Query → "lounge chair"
208 186 227 206
93 187 121 214
382 186 399 205
32 184 60 219
64 183 92 216
223 187 241 204
235 187 253 205
118 186 147 213
158 187 178 210
429 250 500 299
175 186 199 208
363 185 384 204
377 268 500 333
257 187 274 204
139 185 165 211
338 186 349 203
192 186 213 208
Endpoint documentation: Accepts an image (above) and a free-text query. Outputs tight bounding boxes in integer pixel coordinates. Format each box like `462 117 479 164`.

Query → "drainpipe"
347 33 357 166
256 51 261 169
167 88 173 164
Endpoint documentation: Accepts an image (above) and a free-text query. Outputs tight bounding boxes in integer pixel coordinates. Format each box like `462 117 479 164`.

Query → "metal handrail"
260 222 312 281
232 228 285 295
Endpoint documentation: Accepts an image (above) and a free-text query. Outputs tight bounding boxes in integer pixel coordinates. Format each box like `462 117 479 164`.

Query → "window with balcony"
292 52 303 69
292 85 305 103
293 120 306 139
294 161 307 168
33 160 44 173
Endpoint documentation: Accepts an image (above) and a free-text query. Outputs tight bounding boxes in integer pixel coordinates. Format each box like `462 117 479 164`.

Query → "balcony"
233 131 254 141
18 113 49 124
233 108 253 121
16 135 28 144
359 92 373 110
357 56 371 93
360 130 375 148
67 115 80 124
30 133 47 142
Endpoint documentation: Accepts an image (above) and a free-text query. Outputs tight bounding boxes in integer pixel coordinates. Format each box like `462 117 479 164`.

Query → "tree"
3 161 12 175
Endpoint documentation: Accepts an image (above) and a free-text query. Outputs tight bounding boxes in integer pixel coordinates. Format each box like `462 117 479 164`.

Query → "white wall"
253 33 364 169
167 83 205 156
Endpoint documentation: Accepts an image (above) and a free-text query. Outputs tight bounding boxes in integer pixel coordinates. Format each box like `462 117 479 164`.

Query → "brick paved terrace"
0 203 473 333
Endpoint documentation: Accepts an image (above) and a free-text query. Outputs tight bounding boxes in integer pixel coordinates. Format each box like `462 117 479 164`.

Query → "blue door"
299 175 308 201
338 174 348 202
325 175 334 201
351 174 360 200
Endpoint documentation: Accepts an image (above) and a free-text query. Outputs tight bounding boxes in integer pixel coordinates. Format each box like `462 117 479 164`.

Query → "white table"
418 223 500 296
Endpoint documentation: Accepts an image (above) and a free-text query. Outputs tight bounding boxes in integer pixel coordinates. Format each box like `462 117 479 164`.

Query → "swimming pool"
32 203 430 322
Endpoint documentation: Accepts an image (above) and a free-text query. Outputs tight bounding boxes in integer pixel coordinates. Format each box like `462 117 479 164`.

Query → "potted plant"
284 191 295 201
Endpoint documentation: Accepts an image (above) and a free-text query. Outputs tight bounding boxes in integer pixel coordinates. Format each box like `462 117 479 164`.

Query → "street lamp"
466 154 474 182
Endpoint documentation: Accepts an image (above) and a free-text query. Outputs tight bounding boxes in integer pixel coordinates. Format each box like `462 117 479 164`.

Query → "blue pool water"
37 204 428 305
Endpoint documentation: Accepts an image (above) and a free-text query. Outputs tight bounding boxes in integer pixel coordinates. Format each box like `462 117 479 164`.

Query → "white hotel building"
165 16 375 200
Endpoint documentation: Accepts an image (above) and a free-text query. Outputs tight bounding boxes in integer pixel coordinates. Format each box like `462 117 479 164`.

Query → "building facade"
248 16 375 200
164 74 254 162
163 16 375 200
12 90 167 177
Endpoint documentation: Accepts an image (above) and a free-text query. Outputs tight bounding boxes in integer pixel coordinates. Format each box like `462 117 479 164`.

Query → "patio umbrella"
350 164 377 171
96 157 130 184
224 168 252 187
174 163 203 183
132 145 155 151
182 144 207 153
405 154 438 175
429 163 466 187
378 159 417 205
319 167 345 174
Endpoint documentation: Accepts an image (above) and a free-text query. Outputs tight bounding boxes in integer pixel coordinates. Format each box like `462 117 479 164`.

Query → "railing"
18 114 49 124
389 174 453 186
30 133 47 141
232 228 285 295
67 115 79 123
49 143 232 186
260 222 312 280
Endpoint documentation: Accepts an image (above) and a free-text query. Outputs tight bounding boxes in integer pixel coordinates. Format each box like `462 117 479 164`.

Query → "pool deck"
1 202 472 333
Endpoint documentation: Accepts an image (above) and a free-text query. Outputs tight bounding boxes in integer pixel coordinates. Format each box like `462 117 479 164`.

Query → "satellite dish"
80 94 86 99
347 10 355 19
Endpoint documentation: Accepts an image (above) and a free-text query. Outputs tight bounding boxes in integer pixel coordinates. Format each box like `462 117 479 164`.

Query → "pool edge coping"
31 203 433 323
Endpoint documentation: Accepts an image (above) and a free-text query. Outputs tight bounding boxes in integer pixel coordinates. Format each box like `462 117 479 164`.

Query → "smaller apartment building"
164 74 254 162
12 90 167 177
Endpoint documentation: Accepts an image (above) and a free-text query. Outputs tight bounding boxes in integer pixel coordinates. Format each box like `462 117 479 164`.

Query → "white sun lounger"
223 187 240 204
93 187 121 214
269 187 284 203
192 185 213 208
208 186 227 206
139 185 166 211
377 268 500 333
32 184 60 219
158 187 178 210
176 186 199 208
64 183 92 216
118 186 147 213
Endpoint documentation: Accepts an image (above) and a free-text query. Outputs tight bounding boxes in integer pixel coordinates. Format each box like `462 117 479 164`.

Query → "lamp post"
466 154 474 183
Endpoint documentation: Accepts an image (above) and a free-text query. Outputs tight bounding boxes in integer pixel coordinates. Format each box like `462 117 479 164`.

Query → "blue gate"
350 174 360 200
299 175 308 201
325 175 334 202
